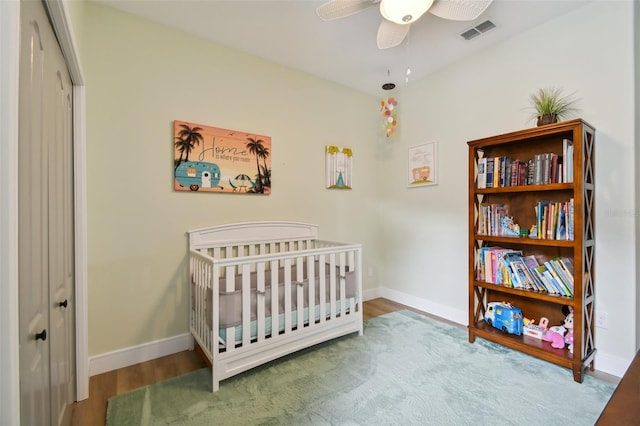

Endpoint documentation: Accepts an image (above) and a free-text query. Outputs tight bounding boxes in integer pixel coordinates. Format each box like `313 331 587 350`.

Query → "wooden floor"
596 349 640 425
69 298 411 426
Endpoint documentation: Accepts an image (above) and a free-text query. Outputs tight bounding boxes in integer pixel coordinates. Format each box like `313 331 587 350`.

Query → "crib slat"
241 263 251 347
257 262 266 342
225 265 236 351
211 260 221 390
202 259 209 351
318 254 326 324
307 256 316 327
339 251 346 318
347 249 356 319
329 253 337 319
284 258 292 333
296 257 304 330
270 260 279 338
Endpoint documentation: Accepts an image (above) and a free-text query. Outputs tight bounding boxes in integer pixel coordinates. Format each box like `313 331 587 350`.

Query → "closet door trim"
0 1 21 424
44 0 89 402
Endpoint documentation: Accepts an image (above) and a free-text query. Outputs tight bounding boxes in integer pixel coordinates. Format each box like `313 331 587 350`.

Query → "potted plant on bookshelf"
528 86 580 126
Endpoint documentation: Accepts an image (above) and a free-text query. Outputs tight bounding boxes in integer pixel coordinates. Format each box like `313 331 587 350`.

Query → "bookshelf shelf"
472 280 574 305
476 182 574 194
474 235 576 247
468 119 596 383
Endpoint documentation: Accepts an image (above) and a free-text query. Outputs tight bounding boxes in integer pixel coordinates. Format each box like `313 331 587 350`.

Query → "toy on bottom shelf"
523 317 549 339
484 301 523 335
541 305 574 352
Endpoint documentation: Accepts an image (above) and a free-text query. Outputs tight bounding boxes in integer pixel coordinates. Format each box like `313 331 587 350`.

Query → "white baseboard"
595 352 630 379
89 333 194 376
363 287 467 325
363 286 628 379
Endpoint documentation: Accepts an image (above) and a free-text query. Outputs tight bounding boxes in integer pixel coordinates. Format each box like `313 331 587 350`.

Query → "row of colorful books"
477 199 574 240
476 247 575 297
533 199 574 240
477 203 510 236
476 139 573 189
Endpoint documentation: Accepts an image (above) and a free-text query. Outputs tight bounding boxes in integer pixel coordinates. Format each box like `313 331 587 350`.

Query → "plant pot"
537 114 558 126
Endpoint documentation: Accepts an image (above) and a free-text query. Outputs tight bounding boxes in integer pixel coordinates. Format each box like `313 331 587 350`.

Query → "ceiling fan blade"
376 19 410 49
316 0 379 21
428 0 493 21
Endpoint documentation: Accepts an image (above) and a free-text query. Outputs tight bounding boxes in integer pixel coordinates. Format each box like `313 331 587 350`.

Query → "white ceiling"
95 0 591 97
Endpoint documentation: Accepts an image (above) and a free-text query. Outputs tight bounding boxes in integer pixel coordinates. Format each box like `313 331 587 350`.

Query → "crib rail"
189 239 363 390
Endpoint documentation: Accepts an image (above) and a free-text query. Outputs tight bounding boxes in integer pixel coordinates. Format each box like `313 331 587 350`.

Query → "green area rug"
106 310 615 425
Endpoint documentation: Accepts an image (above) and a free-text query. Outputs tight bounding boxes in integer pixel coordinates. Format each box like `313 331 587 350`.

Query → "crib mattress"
218 300 353 346
196 261 357 328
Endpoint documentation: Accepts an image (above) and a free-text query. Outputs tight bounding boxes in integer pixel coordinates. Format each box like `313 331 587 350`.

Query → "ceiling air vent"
460 20 496 41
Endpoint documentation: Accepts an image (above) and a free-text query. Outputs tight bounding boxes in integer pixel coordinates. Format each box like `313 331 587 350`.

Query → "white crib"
188 221 363 391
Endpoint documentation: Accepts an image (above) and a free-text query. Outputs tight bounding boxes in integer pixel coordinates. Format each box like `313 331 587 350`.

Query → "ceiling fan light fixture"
380 0 434 25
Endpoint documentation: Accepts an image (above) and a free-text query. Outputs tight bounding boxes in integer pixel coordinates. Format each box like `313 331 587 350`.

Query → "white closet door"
19 3 51 423
47 28 75 426
19 1 75 424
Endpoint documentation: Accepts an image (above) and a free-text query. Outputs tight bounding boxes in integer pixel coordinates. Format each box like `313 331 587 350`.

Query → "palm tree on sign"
174 124 204 169
257 145 271 188
245 137 266 193
260 165 271 190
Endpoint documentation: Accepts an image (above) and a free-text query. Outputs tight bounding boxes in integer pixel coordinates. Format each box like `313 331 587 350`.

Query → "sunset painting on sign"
173 120 271 194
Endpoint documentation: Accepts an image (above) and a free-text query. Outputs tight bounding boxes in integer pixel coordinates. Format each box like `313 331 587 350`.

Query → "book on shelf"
522 255 548 293
485 157 494 188
526 159 535 185
544 260 573 296
554 257 575 293
533 265 561 295
546 258 574 296
518 161 527 186
563 138 574 183
542 153 551 184
568 199 575 240
555 203 566 240
550 153 559 184
559 256 575 276
501 250 525 288
510 259 536 291
477 157 487 189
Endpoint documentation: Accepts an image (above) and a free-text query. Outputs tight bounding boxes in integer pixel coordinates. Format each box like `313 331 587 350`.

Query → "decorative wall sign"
408 141 437 187
326 146 353 189
173 120 271 194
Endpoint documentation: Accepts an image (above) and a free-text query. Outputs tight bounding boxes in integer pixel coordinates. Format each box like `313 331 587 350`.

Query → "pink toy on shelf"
541 306 574 352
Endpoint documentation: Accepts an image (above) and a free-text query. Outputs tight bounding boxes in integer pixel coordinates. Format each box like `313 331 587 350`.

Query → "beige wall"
385 1 636 374
83 2 382 355
81 0 637 375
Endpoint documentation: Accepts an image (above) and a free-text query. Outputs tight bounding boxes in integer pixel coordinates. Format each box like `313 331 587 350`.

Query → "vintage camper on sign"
173 120 271 194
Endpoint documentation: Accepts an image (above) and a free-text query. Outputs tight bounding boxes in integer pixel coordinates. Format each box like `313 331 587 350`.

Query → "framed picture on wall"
407 141 437 187
326 145 353 189
173 120 271 194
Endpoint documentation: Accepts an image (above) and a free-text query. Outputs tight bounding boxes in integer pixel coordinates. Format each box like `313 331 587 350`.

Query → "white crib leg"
212 368 220 392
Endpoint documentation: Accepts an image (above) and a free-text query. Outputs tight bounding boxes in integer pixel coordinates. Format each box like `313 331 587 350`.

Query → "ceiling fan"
316 0 493 49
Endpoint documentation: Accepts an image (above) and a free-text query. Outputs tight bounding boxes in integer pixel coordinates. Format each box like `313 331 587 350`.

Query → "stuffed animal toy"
542 305 574 351
563 306 574 353
542 324 566 349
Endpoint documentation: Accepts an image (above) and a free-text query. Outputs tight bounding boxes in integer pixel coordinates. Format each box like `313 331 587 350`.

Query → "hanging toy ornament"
380 97 398 137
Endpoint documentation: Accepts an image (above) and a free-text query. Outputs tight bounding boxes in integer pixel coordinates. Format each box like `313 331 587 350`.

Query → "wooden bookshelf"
467 119 596 382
